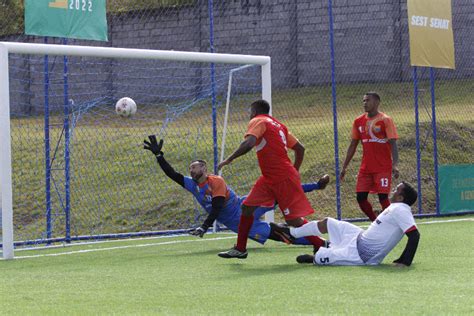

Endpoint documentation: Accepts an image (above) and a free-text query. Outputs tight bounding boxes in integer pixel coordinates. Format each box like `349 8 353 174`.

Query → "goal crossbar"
0 42 271 65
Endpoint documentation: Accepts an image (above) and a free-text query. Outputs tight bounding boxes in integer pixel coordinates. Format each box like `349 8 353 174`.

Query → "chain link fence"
1 0 472 246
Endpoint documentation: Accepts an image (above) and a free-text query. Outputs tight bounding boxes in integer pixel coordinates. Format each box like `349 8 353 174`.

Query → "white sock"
290 221 321 239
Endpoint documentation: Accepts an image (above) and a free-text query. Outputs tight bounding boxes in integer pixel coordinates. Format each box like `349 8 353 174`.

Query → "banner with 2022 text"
407 0 455 69
25 0 108 41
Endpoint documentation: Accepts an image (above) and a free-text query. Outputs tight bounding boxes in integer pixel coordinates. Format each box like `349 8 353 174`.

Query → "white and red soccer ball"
115 97 137 117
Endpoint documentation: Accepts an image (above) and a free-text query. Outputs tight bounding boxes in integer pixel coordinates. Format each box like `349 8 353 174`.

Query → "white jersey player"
272 182 420 267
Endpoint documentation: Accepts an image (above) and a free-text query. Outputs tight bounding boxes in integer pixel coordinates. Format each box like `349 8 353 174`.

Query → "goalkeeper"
144 135 329 245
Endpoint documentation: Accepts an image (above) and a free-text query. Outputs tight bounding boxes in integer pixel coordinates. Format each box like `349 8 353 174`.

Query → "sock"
358 199 377 221
301 182 319 192
290 221 321 239
300 219 325 248
380 198 390 211
236 214 254 252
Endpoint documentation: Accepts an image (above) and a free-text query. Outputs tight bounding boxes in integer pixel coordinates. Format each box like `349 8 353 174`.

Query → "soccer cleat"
218 246 248 259
269 222 295 244
317 174 330 190
296 254 315 264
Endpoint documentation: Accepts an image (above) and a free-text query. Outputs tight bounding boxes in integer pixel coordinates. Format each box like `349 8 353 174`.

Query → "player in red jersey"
340 92 399 221
217 99 327 259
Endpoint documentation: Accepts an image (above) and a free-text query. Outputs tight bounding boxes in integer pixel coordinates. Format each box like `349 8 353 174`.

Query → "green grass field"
1 217 473 315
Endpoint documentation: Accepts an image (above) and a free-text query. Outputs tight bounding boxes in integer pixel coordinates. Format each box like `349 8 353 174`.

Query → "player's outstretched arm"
189 196 225 237
291 141 305 171
340 139 359 181
143 136 185 187
218 135 256 170
389 139 400 179
393 228 420 267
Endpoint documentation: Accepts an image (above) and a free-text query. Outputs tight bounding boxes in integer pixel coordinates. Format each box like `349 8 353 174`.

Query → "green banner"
439 165 474 213
25 0 108 41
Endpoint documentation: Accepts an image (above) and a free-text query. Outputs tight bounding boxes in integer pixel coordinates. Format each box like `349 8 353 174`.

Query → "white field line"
358 217 473 229
5 236 236 260
2 218 472 260
14 232 231 252
417 218 473 224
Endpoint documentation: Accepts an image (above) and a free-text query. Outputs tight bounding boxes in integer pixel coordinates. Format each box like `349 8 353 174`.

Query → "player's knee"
318 218 329 234
286 217 304 227
356 192 369 202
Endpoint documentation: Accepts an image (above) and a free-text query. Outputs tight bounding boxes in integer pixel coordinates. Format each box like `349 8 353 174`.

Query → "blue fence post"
63 38 71 243
413 67 423 214
44 37 52 243
430 67 440 216
208 0 218 174
328 0 341 220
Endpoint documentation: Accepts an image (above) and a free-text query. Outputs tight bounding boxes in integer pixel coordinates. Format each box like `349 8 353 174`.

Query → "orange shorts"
243 175 315 220
356 171 392 194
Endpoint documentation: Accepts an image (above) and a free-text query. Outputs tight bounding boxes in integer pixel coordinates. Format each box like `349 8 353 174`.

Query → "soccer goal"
0 42 271 259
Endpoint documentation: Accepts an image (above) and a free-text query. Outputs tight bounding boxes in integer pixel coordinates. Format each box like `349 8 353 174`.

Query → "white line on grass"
358 217 473 228
418 218 473 224
2 217 472 260
6 236 236 260
15 232 235 252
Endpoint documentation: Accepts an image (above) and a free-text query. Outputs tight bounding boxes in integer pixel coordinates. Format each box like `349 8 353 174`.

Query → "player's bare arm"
340 139 359 181
218 135 257 170
393 228 420 267
389 139 399 179
291 141 305 171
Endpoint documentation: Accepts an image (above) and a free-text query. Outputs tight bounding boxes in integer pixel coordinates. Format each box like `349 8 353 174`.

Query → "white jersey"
357 202 417 265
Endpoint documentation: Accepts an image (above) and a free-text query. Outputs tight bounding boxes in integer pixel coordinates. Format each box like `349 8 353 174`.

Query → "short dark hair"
251 99 270 114
365 92 380 102
400 181 418 206
190 159 207 167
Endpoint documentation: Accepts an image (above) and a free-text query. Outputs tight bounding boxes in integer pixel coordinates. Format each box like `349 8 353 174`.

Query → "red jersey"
245 114 299 183
352 112 398 173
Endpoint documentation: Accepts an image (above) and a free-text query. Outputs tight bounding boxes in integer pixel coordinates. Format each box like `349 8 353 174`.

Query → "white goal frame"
0 42 271 259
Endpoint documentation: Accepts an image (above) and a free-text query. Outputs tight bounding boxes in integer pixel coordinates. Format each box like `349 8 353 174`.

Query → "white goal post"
0 42 271 259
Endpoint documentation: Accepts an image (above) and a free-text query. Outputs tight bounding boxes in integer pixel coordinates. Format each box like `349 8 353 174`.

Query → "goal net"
0 42 271 259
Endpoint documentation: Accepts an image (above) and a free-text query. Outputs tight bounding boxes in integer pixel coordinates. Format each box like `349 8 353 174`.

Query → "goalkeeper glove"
189 226 208 238
143 135 164 157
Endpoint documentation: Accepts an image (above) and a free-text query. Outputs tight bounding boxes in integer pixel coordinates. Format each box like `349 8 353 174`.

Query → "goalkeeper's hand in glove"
143 135 164 157
189 226 207 238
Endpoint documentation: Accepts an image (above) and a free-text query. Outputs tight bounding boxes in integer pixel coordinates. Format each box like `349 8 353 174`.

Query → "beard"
191 172 203 182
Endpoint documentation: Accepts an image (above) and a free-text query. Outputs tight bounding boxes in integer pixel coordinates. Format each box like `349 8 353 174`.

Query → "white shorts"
314 218 365 266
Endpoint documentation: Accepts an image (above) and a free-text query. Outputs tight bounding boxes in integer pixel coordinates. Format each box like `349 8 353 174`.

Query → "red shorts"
243 175 314 220
356 171 392 194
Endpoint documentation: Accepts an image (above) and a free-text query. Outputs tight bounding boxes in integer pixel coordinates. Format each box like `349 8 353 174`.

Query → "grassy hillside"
9 79 474 241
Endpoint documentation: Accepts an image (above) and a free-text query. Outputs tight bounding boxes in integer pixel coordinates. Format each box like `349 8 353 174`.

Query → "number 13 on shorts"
375 172 392 194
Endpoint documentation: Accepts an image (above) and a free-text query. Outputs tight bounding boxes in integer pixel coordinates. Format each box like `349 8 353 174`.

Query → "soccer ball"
115 97 137 117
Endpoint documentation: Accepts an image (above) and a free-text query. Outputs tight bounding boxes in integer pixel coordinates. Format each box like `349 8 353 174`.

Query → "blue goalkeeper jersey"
183 175 240 220
183 176 270 244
